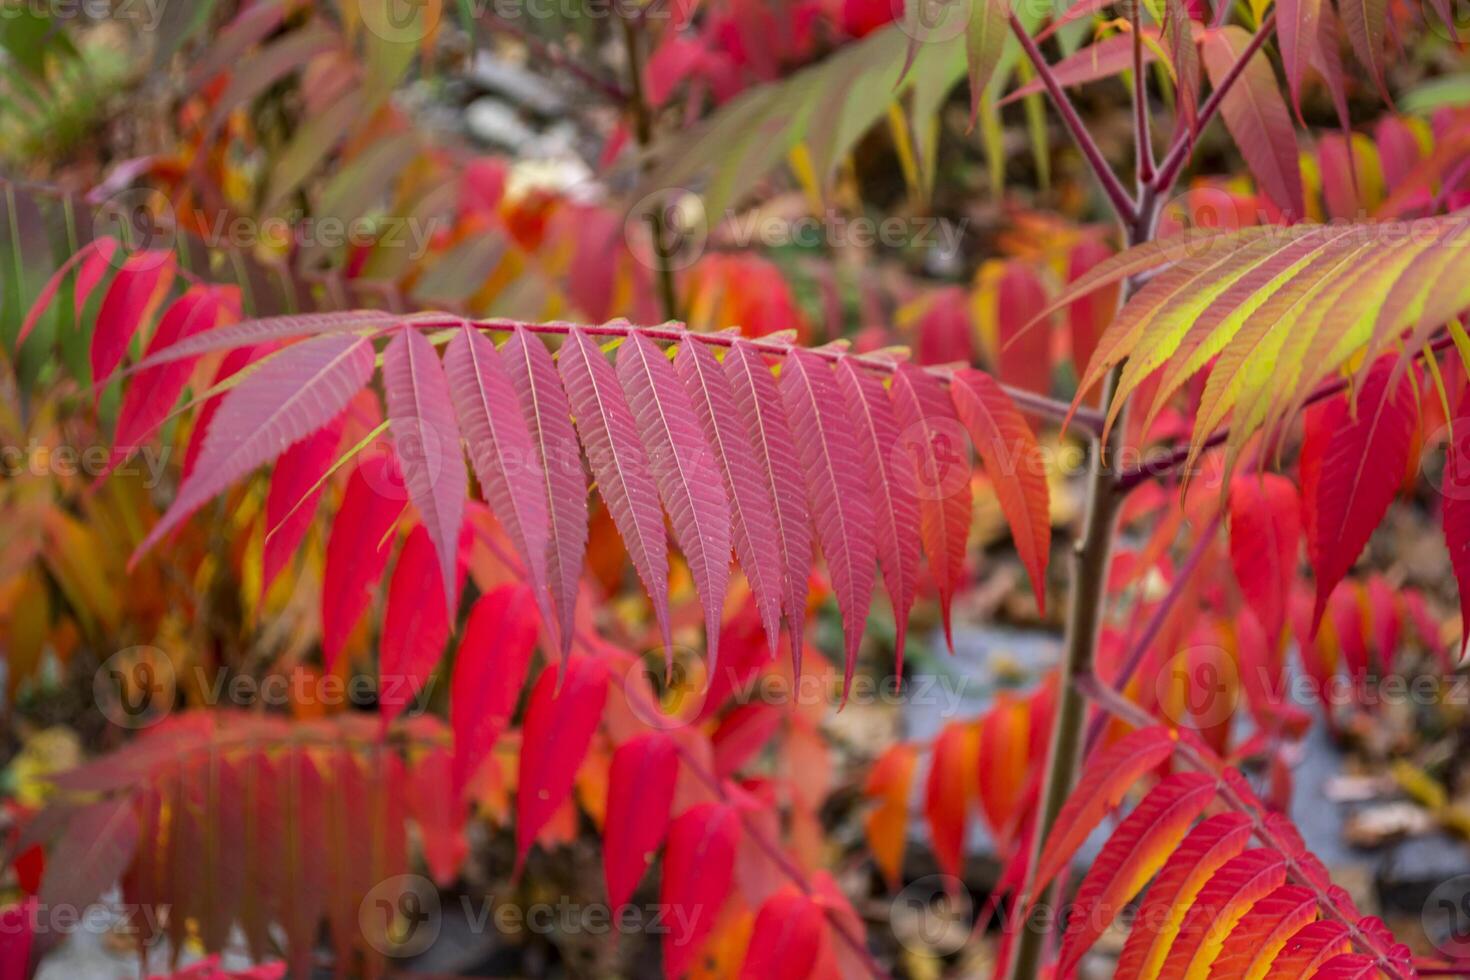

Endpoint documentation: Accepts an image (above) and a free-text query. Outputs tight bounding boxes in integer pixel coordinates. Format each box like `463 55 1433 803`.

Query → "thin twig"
619 15 679 322
1009 13 1139 225
1132 4 1155 186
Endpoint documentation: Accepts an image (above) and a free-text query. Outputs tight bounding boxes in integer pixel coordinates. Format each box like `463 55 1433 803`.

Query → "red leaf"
444 325 557 649
114 285 238 453
516 657 609 868
1201 27 1303 219
1257 920 1351 977
262 413 345 595
996 263 1052 398
1058 772 1217 974
379 525 452 725
321 456 403 671
384 327 468 617
1338 0 1389 101
1158 848 1289 978
950 369 1051 612
18 237 119 347
1278 0 1322 118
92 250 177 384
677 339 786 655
604 732 678 911
1116 812 1254 978
0 899 35 980
558 326 672 651
617 333 731 671
891 362 973 649
405 747 468 886
502 325 588 660
1031 726 1177 895
836 359 921 670
739 886 827 980
1309 356 1418 630
1443 389 1470 661
779 348 876 693
1228 472 1302 646
711 703 783 777
133 334 376 565
1206 884 1318 980
450 585 539 796
924 722 977 881
660 801 739 980
725 340 813 661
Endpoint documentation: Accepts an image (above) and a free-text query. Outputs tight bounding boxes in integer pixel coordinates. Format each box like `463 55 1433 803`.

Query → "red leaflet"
1066 238 1117 385
660 801 739 980
738 886 827 980
379 526 451 726
924 721 977 881
262 413 345 595
515 657 609 868
114 285 237 454
0 899 35 980
891 362 972 649
321 456 403 671
1228 472 1302 646
914 287 976 367
1201 27 1304 219
450 585 539 796
558 327 672 652
779 348 876 693
951 369 1051 612
502 326 589 660
18 236 119 347
92 250 177 385
36 797 139 914
1278 0 1323 119
407 747 468 886
1308 357 1418 630
133 334 377 565
180 344 271 482
836 359 920 670
1115 813 1254 979
1031 726 1177 895
603 732 678 911
1206 885 1318 980
995 263 1052 399
617 332 732 672
1058 772 1216 975
724 340 813 661
711 703 783 777
1157 848 1289 979
383 327 468 617
863 743 918 891
1443 389 1470 660
1257 920 1351 978
443 325 557 648
1309 954 1380 979
1338 0 1389 102
677 339 785 656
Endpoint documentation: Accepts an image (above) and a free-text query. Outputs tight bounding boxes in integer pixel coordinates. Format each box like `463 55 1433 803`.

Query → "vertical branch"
620 16 679 322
